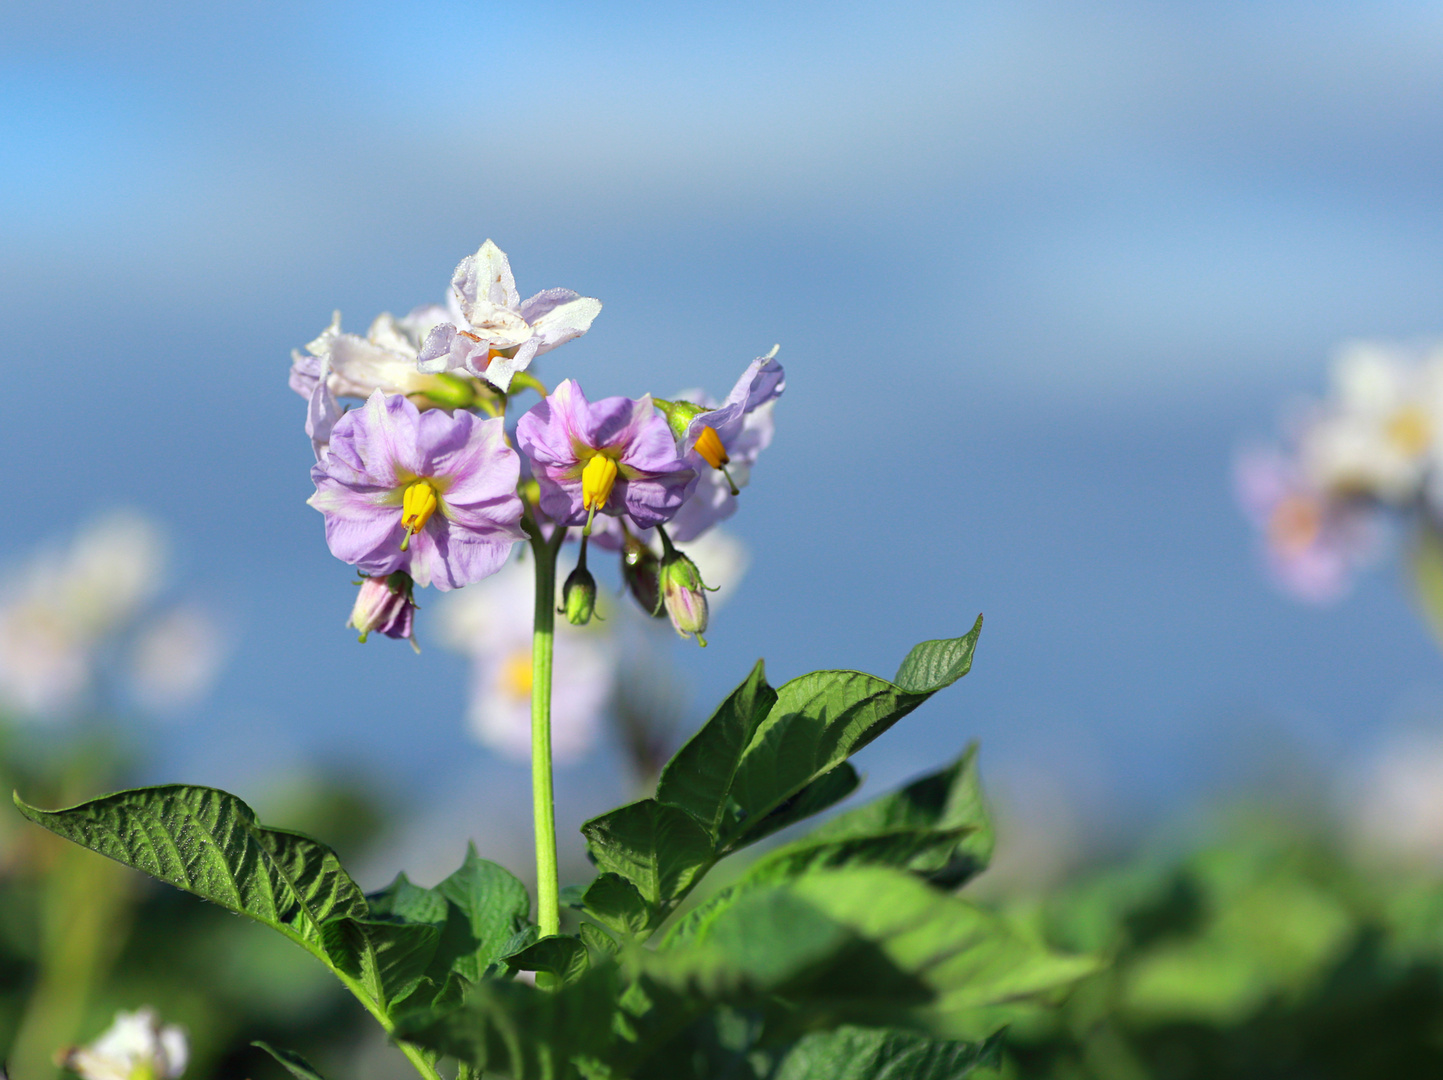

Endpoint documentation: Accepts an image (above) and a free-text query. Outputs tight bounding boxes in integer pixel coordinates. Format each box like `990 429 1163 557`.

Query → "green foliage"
17 620 1100 1080
13 786 529 1077
1002 815 1443 1079
579 616 985 937
765 1026 1006 1080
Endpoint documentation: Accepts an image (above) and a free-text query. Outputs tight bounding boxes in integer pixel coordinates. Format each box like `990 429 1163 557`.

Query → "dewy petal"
457 239 521 311
459 301 532 349
416 322 461 374
517 287 580 322
682 353 786 456
398 303 451 346
620 396 693 474
479 336 540 392
524 293 603 354
328 332 428 398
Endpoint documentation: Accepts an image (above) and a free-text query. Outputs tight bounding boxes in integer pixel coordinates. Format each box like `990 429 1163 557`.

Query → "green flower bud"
652 397 711 441
562 564 598 626
659 549 709 646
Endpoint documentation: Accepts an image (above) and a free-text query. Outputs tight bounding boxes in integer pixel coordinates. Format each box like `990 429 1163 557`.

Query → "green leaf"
892 619 984 694
766 1025 1004 1080
322 916 442 1009
654 660 777 831
579 922 619 959
578 873 652 938
398 966 621 1080
723 762 860 853
13 785 366 965
368 871 451 925
580 800 714 921
723 617 983 847
670 866 1096 1041
431 844 533 982
252 1041 328 1080
744 745 993 888
507 935 591 986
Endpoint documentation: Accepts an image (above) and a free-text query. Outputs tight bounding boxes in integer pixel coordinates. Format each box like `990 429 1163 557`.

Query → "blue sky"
6 1 1443 872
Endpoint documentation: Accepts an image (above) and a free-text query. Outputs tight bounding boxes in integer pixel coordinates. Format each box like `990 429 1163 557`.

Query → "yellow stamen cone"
401 480 439 546
694 425 730 469
581 455 619 514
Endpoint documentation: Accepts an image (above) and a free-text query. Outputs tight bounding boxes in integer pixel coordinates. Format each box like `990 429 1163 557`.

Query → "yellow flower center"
1386 405 1432 457
501 649 533 700
400 480 439 551
694 425 730 470
581 455 619 513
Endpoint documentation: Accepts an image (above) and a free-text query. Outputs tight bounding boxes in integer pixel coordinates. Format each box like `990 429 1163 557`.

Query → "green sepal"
651 397 710 441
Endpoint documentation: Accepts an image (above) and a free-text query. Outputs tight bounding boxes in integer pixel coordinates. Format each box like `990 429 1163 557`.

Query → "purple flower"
309 392 525 590
668 349 785 541
416 240 602 393
1234 446 1382 604
516 379 696 532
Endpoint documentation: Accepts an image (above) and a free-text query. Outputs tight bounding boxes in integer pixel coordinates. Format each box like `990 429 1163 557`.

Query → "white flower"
60 1008 187 1080
1301 341 1443 504
0 512 165 718
129 605 227 714
416 240 602 393
289 307 469 461
1345 727 1443 867
436 556 614 764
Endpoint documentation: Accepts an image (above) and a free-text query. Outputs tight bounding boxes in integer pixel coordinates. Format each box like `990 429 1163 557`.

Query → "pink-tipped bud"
347 572 419 652
659 550 709 646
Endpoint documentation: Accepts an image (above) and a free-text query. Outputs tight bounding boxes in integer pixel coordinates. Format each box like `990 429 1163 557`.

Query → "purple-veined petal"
308 472 407 573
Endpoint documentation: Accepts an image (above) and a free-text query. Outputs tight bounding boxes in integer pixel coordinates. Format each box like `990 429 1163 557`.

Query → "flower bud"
421 371 479 409
621 533 665 618
562 564 598 626
659 549 709 646
652 398 711 441
347 572 419 652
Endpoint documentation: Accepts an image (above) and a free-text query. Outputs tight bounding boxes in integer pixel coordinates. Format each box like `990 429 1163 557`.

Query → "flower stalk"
528 519 566 946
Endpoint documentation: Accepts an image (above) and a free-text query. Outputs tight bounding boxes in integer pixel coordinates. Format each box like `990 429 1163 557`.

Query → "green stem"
329 968 443 1080
529 524 565 941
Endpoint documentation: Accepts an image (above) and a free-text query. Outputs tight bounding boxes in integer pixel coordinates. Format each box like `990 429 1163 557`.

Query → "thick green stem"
529 526 565 940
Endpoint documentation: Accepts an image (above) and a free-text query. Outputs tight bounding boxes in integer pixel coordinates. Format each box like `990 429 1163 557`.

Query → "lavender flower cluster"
289 241 783 646
1236 340 1443 602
